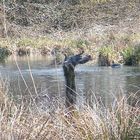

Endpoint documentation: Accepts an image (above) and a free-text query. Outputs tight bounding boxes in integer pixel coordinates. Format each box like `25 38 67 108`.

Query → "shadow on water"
0 55 140 108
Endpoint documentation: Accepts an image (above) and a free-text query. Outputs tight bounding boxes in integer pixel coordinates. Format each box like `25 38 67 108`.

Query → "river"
0 55 140 108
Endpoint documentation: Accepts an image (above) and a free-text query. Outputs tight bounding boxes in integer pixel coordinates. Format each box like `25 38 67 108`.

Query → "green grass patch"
122 45 140 66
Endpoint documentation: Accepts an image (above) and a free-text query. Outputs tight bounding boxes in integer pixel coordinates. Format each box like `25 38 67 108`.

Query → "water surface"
0 55 140 107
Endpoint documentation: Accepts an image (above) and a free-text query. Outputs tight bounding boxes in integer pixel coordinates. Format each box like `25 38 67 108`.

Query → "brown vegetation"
0 79 139 139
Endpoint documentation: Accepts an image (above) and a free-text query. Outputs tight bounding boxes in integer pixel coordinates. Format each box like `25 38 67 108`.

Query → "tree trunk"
62 52 92 108
63 64 76 107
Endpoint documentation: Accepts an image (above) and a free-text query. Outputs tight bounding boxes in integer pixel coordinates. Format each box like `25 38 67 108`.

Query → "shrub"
0 47 11 62
134 44 140 65
98 46 116 66
121 45 140 66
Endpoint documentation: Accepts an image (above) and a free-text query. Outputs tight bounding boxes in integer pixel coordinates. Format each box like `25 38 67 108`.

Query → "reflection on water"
0 55 140 107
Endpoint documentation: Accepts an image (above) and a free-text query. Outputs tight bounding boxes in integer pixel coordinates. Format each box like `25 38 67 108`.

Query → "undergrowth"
0 79 139 140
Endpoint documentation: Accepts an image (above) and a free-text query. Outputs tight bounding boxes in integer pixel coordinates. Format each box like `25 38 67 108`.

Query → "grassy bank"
0 79 139 139
0 31 140 65
0 0 140 65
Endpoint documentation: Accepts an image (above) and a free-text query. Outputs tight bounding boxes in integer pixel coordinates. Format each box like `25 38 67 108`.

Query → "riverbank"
0 78 139 139
0 29 140 66
0 1 140 65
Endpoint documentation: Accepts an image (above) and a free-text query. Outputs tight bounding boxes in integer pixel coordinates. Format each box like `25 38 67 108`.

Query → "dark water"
0 55 140 107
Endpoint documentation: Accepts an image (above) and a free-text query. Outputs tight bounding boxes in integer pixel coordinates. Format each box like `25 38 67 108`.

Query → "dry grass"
0 79 139 140
0 1 140 139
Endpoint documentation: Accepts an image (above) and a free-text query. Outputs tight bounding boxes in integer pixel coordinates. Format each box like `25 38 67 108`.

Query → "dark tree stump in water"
63 51 92 107
63 64 76 107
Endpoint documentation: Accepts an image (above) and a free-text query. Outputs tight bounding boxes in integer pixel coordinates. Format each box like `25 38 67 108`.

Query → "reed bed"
0 79 139 140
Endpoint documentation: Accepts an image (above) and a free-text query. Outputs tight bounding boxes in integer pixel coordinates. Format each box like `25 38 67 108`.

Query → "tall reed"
0 79 139 140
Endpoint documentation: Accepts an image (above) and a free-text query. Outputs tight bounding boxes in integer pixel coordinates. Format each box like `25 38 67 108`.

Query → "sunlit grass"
0 32 140 65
